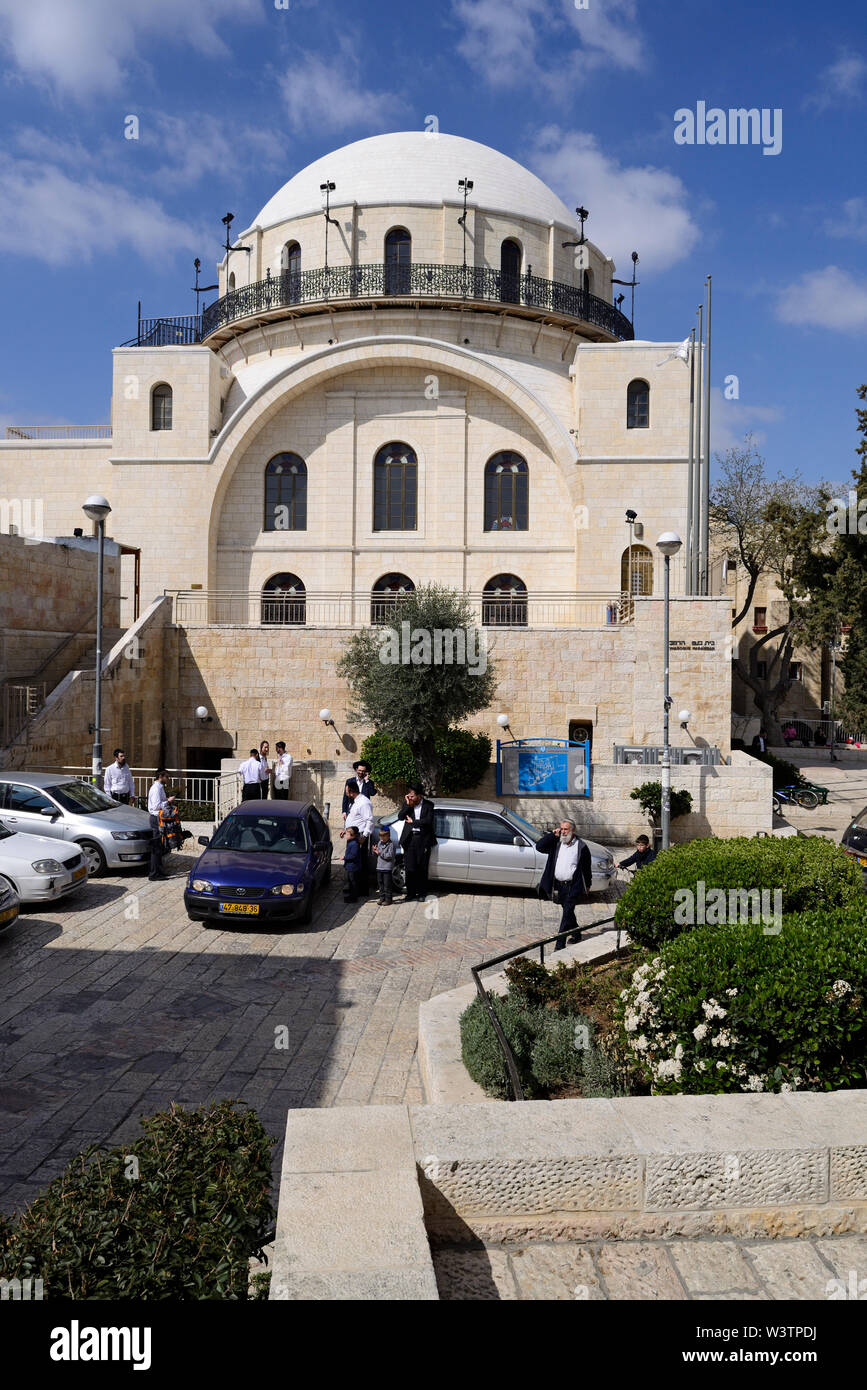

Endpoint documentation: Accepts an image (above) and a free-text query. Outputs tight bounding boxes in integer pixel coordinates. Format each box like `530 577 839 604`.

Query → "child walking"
373 827 396 905
343 826 362 903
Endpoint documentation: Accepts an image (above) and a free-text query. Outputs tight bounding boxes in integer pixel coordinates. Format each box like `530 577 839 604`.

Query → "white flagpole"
693 303 703 594
685 327 697 592
701 274 712 595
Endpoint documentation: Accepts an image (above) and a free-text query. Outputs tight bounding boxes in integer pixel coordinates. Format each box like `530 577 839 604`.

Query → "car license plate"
0 907 17 924
72 866 87 881
219 902 260 915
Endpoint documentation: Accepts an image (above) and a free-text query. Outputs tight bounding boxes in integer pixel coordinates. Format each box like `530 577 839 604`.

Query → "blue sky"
0 0 864 485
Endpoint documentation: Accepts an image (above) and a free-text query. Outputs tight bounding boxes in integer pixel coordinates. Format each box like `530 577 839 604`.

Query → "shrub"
629 780 693 827
530 1009 589 1090
618 909 867 1094
749 750 807 789
615 834 864 950
0 1100 275 1299
460 992 542 1098
173 799 214 823
361 727 492 796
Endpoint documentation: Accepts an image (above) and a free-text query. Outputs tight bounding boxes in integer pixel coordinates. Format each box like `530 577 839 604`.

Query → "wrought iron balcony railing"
197 263 634 341
119 315 202 348
166 589 633 630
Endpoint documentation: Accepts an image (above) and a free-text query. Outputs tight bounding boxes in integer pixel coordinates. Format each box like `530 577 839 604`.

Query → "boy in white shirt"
273 741 293 800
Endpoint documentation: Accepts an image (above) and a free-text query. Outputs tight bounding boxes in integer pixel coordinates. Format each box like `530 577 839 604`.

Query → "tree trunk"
411 736 440 796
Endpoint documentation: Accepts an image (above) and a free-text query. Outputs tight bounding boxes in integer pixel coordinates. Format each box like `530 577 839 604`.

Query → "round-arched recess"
484 451 528 531
373 442 417 531
621 544 653 596
482 573 527 626
261 572 306 625
371 572 415 623
500 239 521 304
264 453 307 531
384 228 411 295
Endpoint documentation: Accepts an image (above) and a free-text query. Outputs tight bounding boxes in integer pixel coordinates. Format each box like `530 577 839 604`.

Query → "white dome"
251 132 576 232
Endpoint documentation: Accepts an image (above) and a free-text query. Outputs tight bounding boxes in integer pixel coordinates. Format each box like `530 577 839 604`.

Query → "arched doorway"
500 239 521 303
261 573 306 625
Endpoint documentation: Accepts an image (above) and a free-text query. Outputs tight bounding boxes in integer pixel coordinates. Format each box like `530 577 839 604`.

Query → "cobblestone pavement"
0 847 622 1213
432 1234 867 1300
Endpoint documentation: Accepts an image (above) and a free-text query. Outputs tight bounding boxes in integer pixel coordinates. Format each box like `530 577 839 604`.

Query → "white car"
0 819 89 904
376 799 616 893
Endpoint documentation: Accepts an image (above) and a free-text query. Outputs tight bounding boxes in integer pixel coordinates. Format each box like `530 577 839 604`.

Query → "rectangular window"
789 661 803 681
755 660 768 680
753 607 767 632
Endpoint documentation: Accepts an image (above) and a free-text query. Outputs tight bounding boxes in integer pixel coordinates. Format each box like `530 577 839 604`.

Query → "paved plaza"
0 841 621 1215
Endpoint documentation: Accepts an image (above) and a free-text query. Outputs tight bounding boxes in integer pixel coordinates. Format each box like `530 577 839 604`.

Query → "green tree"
710 437 828 740
337 585 497 793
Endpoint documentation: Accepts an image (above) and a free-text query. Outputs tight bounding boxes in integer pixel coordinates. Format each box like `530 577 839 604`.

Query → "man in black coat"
342 760 377 819
398 783 436 901
536 818 593 950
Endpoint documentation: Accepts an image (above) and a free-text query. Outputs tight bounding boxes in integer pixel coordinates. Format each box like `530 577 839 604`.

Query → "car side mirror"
40 807 59 817
197 836 211 847
513 836 525 847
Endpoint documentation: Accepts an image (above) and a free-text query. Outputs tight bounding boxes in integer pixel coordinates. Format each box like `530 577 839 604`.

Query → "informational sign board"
497 739 591 798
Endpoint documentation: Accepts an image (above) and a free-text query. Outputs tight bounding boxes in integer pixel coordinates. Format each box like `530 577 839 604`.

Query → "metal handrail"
4 425 112 440
198 262 635 341
469 915 617 1101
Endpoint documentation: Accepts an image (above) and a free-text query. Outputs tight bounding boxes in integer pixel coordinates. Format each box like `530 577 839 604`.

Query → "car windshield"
502 809 544 840
48 782 117 814
209 815 308 854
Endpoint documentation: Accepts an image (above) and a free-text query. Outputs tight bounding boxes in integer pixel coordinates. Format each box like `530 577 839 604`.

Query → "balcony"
166 589 632 630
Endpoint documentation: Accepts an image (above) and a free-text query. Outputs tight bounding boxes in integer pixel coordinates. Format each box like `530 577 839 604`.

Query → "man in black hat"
397 784 436 902
341 760 377 822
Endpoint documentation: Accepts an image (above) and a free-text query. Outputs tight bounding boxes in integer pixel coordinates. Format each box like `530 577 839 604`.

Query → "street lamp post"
625 509 637 617
82 495 112 786
656 531 683 851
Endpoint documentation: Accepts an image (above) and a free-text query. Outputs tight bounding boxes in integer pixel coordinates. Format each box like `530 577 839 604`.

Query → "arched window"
500 239 521 303
384 228 411 295
151 383 172 431
484 451 528 531
373 442 417 531
228 272 236 292
264 453 307 531
371 573 415 623
281 241 301 303
582 269 593 296
627 378 650 429
621 544 653 597
482 574 527 627
261 573 306 626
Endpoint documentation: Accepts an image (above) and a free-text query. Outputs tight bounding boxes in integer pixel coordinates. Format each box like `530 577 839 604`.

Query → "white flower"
701 998 727 1020
674 1043 684 1061
693 1022 708 1041
832 980 852 999
745 1074 765 1092
656 1058 683 1080
634 1034 649 1053
696 1060 707 1072
716 1061 727 1070
711 1030 733 1048
780 1083 793 1093
725 988 738 997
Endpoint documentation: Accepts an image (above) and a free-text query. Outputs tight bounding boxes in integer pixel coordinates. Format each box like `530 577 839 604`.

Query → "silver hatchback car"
0 773 155 876
377 798 615 893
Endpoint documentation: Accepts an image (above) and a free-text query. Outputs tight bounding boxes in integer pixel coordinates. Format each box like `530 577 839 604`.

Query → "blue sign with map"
497 739 590 797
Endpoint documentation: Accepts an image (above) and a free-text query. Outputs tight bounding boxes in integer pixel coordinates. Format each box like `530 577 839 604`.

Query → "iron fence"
44 767 221 806
4 425 111 440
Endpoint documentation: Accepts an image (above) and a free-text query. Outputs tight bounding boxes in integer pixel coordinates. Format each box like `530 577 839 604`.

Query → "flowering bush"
617 908 867 1094
615 835 863 950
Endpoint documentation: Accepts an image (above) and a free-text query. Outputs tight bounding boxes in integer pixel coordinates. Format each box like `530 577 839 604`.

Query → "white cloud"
824 197 867 242
776 266 867 333
148 114 282 188
805 50 867 111
453 0 646 96
528 126 700 273
0 153 200 265
279 46 407 135
710 389 783 453
0 0 263 99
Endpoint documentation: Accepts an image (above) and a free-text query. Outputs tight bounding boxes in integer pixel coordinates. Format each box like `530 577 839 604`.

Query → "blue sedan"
184 800 332 926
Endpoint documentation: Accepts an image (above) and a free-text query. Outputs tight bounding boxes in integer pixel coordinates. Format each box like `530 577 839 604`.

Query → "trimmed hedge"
618 909 867 1094
360 728 492 795
0 1100 274 1299
615 835 863 949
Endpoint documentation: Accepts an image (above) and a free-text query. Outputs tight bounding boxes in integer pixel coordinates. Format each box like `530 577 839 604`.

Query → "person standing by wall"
273 741 293 799
373 826 396 905
239 749 261 801
341 783 374 895
258 740 272 799
341 760 377 822
104 748 135 805
342 826 362 904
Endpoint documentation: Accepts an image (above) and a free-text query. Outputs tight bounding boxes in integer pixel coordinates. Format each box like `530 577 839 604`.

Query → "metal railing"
118 315 202 348
4 425 111 440
198 262 635 341
166 589 633 630
45 766 221 807
1 683 46 746
470 917 617 1101
781 719 867 748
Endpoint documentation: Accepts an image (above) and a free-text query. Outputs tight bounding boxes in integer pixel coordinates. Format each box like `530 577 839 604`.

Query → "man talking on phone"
535 819 592 950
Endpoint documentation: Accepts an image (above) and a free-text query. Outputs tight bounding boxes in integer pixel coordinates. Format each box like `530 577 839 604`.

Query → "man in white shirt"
535 819 592 950
340 784 373 894
147 769 177 880
104 748 135 805
239 750 262 801
273 741 293 800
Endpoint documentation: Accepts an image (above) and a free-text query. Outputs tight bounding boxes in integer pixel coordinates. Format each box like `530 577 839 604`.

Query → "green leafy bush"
361 728 491 796
618 909 867 1094
0 1100 275 1300
615 835 863 950
629 780 693 827
173 799 214 823
530 1009 591 1090
460 993 542 1098
749 750 807 789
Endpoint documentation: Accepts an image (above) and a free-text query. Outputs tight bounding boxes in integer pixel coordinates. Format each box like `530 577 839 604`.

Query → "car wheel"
78 841 107 876
391 861 406 893
0 874 17 898
298 888 315 925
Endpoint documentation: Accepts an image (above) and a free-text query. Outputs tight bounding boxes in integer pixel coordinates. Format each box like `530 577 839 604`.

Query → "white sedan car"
0 819 89 904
